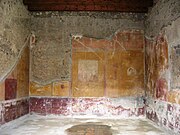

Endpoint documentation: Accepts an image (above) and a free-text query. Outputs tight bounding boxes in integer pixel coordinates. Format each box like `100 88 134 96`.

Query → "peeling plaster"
30 12 145 85
29 97 145 117
0 0 30 83
145 0 180 134
145 0 180 37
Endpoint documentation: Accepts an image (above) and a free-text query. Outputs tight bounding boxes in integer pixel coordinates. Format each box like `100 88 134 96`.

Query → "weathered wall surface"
0 0 30 125
169 18 180 91
145 0 179 37
145 0 180 134
72 30 144 97
145 0 180 105
30 30 145 97
30 12 145 85
144 34 180 133
0 98 29 125
0 0 30 82
0 46 30 125
145 35 168 100
146 98 180 134
30 13 146 117
30 97 145 117
0 46 30 100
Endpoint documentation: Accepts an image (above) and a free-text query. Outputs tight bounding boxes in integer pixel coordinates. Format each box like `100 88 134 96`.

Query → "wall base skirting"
0 98 29 125
29 96 145 117
146 98 180 134
1 96 179 135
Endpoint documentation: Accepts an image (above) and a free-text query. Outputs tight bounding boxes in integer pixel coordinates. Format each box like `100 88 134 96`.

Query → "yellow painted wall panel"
106 51 121 97
30 82 52 96
0 81 5 101
72 52 105 97
106 51 144 97
52 81 70 97
72 31 145 98
31 30 145 98
119 51 144 96
17 46 29 98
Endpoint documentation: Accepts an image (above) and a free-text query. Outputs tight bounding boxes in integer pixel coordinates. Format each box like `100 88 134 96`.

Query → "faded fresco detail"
72 30 144 97
146 98 180 134
30 97 145 117
78 60 98 82
145 32 180 134
145 30 180 105
145 34 180 134
5 79 17 100
30 30 144 97
0 98 29 125
145 2 180 133
30 81 71 97
31 12 145 85
1 46 30 100
145 34 168 101
72 52 105 97
30 82 52 96
52 81 70 97
0 46 30 125
156 78 168 100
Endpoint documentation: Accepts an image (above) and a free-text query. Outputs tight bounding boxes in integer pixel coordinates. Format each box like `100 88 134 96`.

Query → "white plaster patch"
78 60 98 82
72 34 83 40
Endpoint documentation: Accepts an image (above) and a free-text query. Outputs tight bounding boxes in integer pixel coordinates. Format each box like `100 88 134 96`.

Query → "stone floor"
0 115 174 135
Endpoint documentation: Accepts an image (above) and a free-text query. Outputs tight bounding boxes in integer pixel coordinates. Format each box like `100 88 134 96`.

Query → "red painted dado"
30 98 70 115
30 97 145 117
5 79 17 100
0 98 29 125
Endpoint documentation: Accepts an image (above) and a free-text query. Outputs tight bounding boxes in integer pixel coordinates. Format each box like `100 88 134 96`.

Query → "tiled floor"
0 115 174 135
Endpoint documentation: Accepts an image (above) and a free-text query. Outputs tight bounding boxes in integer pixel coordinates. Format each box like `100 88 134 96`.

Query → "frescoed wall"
144 0 180 134
0 46 30 125
72 30 144 97
29 30 145 117
29 30 145 98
